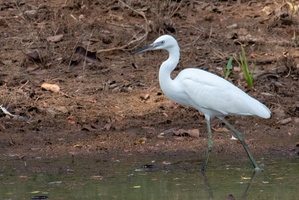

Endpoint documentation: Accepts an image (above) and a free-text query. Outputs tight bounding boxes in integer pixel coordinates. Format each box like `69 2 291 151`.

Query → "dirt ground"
0 0 298 173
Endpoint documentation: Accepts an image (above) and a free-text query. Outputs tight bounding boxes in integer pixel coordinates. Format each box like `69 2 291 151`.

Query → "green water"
0 159 298 200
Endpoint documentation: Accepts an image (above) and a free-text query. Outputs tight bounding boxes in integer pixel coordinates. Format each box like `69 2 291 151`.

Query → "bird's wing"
178 69 265 117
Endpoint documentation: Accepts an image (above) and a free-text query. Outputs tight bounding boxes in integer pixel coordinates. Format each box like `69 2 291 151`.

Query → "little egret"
132 35 271 172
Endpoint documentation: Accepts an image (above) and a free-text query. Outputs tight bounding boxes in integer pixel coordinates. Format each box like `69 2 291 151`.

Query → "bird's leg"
221 118 260 170
202 116 213 174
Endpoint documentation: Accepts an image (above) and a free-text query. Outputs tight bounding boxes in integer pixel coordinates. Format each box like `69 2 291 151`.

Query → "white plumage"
163 67 270 119
132 35 271 172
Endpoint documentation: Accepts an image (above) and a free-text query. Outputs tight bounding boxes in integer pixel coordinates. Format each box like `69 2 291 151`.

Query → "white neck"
158 46 180 93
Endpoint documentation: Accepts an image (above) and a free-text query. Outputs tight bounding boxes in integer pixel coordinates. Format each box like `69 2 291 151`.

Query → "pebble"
227 23 238 29
24 10 37 20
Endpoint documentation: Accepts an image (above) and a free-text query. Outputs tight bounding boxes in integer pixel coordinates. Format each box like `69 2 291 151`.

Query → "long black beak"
131 43 155 55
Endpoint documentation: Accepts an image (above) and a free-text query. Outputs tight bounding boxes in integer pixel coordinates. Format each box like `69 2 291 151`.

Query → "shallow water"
0 158 298 200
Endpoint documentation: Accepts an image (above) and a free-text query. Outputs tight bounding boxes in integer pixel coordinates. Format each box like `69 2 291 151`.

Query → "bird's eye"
161 41 165 45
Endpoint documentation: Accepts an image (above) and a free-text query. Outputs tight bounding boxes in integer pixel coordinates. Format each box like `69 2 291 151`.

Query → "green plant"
223 56 233 78
235 46 254 88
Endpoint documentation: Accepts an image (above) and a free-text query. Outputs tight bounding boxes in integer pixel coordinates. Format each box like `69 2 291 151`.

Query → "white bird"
132 35 271 172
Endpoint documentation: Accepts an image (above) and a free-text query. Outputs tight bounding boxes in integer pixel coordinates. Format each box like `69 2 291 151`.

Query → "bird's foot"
254 166 261 171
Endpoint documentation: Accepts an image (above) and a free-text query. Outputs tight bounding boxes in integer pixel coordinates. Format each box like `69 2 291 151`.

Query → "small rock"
120 87 131 93
227 24 238 29
140 93 150 100
109 83 118 89
111 86 120 93
24 10 37 20
107 79 116 85
78 14 85 21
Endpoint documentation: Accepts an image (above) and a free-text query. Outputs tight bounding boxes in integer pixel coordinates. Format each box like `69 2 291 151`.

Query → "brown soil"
0 0 298 173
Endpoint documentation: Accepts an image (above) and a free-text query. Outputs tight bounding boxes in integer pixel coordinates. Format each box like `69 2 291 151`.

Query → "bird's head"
131 35 178 55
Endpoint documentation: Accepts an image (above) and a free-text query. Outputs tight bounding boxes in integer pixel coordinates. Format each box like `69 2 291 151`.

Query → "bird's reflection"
201 170 214 200
201 169 260 200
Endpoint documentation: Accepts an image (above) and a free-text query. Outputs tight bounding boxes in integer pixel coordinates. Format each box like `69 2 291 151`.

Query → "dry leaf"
173 129 200 138
162 161 171 165
68 120 76 124
82 124 97 132
47 34 63 43
135 137 147 144
103 123 112 130
26 51 41 62
53 106 68 113
262 6 273 15
278 117 292 125
241 176 251 180
186 129 200 138
212 127 230 132
162 112 169 117
132 186 141 189
173 129 189 136
41 83 60 93
286 2 299 13
75 46 101 62
73 144 82 149
91 176 103 180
